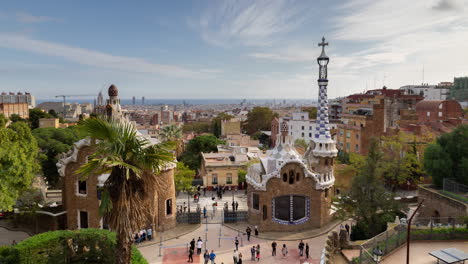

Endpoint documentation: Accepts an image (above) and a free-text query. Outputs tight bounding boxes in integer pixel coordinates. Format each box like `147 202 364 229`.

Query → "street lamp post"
406 199 424 264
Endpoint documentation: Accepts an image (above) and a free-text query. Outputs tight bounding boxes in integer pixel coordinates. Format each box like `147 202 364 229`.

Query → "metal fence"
357 217 467 264
176 212 201 224
442 179 468 203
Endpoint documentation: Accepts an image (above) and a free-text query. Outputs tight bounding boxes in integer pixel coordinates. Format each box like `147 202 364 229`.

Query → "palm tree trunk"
116 231 133 264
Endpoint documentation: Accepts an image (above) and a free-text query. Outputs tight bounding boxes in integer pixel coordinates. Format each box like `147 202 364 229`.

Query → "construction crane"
55 94 95 117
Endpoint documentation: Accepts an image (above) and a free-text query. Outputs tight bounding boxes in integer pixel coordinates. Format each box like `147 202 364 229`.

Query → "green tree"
159 124 183 157
0 122 40 211
32 127 82 188
174 162 195 192
180 135 225 170
294 138 308 149
77 118 174 264
182 122 212 134
301 107 318 119
9 114 24 123
336 139 399 239
211 113 234 138
48 109 59 118
424 125 468 187
244 107 278 135
28 108 52 129
0 114 7 128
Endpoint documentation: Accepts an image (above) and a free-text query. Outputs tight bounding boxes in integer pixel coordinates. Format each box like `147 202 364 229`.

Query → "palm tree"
77 118 173 264
159 124 183 156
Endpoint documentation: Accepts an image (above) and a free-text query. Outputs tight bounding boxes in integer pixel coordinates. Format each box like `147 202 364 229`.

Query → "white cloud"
15 12 57 23
195 0 310 47
0 33 216 79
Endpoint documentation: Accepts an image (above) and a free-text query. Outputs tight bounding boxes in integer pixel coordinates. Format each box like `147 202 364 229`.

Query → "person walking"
209 250 216 264
282 244 288 257
305 243 309 259
190 238 196 251
254 226 259 236
232 201 235 211
203 206 207 218
235 237 239 251
233 250 239 264
203 250 210 264
235 201 239 211
188 247 194 263
250 246 256 261
197 238 203 255
345 223 350 236
238 252 243 264
256 244 260 261
271 241 277 256
298 240 305 256
246 227 252 241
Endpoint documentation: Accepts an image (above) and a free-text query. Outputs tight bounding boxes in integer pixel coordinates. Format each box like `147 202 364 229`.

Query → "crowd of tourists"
133 227 153 244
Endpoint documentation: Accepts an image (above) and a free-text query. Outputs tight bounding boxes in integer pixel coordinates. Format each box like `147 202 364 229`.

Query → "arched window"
283 173 287 182
289 170 294 184
263 206 268 221
296 172 300 182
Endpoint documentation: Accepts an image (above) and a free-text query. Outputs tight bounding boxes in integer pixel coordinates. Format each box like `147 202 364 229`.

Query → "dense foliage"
301 107 317 119
0 122 40 211
0 229 147 264
32 126 82 187
336 139 400 240
182 122 212 134
424 125 468 187
380 132 424 191
174 162 195 191
180 134 225 170
244 107 278 135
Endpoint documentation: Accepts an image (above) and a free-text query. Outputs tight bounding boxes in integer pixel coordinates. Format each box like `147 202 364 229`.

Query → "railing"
356 217 467 263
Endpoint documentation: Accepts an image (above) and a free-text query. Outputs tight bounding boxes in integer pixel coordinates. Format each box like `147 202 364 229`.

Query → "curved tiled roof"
415 100 443 111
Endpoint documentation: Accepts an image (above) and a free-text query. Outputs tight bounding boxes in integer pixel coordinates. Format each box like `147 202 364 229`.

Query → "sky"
0 0 467 100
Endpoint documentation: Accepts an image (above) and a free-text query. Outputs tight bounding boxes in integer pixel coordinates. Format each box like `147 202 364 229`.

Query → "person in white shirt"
197 238 203 255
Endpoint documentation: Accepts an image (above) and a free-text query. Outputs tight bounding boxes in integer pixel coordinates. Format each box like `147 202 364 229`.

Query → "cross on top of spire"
318 37 328 51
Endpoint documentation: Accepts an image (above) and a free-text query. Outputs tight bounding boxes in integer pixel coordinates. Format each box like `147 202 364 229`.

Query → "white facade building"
280 112 337 143
400 83 451 101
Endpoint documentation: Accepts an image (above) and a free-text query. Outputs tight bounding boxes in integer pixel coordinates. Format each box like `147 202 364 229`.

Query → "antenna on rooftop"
422 65 425 85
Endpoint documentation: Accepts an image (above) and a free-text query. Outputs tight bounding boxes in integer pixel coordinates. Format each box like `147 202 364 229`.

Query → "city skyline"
0 0 467 99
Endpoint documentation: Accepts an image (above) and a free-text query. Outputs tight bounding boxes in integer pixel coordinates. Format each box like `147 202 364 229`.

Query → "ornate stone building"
57 84 177 232
246 38 338 231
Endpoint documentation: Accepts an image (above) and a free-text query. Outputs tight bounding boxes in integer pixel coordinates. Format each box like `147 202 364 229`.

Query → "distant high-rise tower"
132 96 136 105
97 91 104 106
142 96 145 105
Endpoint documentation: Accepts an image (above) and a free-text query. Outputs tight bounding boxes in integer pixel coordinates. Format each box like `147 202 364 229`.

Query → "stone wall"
62 144 101 229
417 185 468 220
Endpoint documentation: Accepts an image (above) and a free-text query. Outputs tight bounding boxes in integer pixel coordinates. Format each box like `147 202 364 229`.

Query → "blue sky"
0 0 467 99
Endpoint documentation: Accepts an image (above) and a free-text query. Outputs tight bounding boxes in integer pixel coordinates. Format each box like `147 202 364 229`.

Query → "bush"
412 227 468 240
0 246 20 264
9 229 147 264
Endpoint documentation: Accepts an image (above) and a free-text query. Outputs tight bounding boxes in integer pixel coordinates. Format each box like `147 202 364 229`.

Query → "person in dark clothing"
254 226 259 236
235 237 239 251
232 201 235 211
188 247 194 262
271 241 277 256
203 187 206 197
235 201 239 211
246 227 252 241
203 250 210 264
298 240 305 256
190 238 195 251
305 243 309 259
345 223 350 236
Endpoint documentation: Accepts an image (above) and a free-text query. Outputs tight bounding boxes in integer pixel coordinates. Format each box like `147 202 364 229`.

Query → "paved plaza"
0 227 30 246
138 220 349 264
382 241 468 264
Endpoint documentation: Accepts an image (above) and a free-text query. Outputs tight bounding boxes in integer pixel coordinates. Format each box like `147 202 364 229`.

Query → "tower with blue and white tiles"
309 37 337 160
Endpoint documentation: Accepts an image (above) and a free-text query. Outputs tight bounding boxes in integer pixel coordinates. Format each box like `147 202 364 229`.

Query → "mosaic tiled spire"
315 37 331 140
